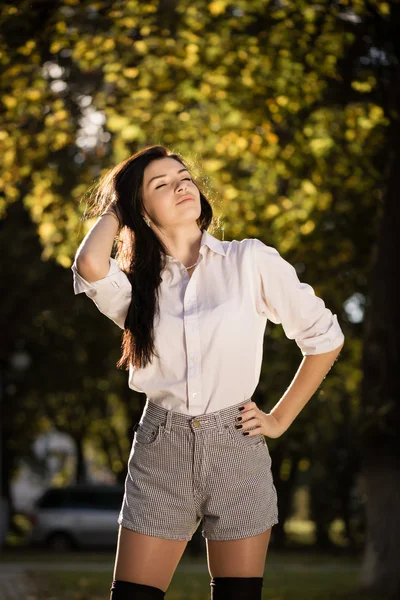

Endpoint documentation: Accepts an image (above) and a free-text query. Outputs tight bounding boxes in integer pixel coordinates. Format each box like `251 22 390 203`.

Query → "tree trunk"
0 438 17 539
358 128 400 598
271 447 299 549
74 436 87 483
359 456 400 598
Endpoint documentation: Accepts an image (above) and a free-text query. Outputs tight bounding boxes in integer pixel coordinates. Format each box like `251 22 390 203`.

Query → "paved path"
0 565 34 600
0 563 206 600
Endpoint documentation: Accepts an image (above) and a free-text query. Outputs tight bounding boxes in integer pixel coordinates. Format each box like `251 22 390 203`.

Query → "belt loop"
165 408 172 434
214 412 224 435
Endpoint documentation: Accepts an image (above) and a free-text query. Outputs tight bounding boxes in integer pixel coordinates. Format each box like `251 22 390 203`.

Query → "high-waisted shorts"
118 398 279 541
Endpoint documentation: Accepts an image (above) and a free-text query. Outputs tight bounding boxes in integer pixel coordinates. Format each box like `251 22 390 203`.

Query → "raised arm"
71 207 132 330
75 207 121 281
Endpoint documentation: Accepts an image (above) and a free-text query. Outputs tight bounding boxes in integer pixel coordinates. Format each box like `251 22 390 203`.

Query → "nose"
176 181 187 193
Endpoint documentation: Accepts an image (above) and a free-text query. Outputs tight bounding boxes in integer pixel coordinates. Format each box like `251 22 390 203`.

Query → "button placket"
184 279 202 413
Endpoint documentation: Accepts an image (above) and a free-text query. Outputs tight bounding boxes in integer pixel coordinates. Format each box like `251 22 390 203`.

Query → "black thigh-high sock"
109 579 166 599
210 576 264 600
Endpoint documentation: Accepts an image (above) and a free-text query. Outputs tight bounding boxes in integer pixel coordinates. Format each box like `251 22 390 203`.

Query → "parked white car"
28 484 125 551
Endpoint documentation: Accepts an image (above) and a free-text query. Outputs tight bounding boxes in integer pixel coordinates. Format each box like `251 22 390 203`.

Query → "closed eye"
155 177 192 190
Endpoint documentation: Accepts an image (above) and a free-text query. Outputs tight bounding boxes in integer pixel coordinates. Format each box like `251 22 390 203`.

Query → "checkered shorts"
118 399 278 541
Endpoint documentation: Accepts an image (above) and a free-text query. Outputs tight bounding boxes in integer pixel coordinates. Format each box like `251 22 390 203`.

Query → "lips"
177 195 194 205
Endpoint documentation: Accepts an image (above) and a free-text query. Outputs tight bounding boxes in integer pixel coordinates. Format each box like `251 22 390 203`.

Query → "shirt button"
192 392 197 398
190 357 195 364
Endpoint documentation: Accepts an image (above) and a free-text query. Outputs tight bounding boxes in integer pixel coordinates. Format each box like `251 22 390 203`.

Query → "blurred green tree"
0 1 399 592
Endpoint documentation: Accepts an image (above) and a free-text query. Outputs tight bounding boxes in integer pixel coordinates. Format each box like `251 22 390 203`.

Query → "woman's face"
141 157 201 229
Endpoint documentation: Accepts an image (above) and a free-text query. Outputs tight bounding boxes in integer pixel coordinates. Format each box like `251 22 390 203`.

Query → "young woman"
71 145 345 600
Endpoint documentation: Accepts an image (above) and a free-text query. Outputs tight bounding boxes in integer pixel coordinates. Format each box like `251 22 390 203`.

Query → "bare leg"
206 528 272 578
112 525 189 593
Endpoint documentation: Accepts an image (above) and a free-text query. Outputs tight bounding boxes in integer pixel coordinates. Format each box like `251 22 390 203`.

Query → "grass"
0 549 116 563
1 551 386 600
3 515 375 598
0 548 362 567
26 565 385 600
1 549 359 560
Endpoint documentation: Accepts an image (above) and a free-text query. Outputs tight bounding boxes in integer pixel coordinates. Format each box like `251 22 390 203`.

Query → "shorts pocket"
225 422 266 448
134 421 164 447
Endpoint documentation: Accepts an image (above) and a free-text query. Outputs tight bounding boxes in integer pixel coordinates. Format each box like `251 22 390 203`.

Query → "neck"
163 227 203 266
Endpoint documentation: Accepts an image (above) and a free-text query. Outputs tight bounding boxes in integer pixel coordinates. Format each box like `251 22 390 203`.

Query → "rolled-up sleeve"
253 238 344 355
71 256 132 330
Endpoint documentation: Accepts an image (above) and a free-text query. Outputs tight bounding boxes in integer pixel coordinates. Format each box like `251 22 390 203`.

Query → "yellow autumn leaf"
178 112 190 121
369 105 384 121
103 39 116 51
300 220 316 235
302 180 317 194
121 124 142 141
203 159 224 172
276 96 289 107
309 138 334 155
208 1 227 16
38 221 56 238
123 67 139 79
225 186 239 200
107 115 131 132
3 96 17 109
266 132 279 144
164 100 180 112
25 89 42 101
134 40 147 54
17 40 36 55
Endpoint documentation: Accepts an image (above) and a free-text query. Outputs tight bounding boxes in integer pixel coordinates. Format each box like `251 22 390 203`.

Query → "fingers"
235 403 262 436
239 400 255 413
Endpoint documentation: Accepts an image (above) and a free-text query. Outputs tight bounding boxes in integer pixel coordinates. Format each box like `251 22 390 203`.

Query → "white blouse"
71 229 344 415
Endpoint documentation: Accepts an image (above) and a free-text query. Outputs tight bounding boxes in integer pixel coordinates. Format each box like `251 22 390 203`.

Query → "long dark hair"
82 145 217 370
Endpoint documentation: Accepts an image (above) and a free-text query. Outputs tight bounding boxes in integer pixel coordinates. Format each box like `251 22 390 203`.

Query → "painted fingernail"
236 417 242 422
235 424 243 429
243 432 249 436
238 406 245 411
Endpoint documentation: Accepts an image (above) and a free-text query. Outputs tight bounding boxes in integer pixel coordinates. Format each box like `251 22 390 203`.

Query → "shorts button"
193 419 200 428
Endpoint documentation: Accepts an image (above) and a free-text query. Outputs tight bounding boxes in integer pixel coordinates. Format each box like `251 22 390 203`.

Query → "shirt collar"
166 229 226 261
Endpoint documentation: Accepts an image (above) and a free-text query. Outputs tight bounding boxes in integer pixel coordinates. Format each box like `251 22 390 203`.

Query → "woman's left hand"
235 400 284 439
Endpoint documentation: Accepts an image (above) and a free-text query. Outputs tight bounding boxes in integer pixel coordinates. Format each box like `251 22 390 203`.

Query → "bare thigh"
206 528 272 578
113 525 189 593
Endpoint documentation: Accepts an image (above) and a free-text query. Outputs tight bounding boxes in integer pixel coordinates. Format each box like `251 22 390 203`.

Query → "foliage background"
1 0 397 564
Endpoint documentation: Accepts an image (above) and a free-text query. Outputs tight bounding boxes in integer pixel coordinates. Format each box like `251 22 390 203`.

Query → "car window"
37 489 70 508
95 489 124 510
37 486 124 509
68 489 98 509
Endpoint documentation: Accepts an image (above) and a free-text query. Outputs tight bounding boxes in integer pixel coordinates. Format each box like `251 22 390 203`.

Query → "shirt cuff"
71 257 124 296
297 314 345 356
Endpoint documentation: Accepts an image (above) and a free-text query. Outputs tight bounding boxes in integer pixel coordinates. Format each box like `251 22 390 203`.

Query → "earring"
143 216 151 227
